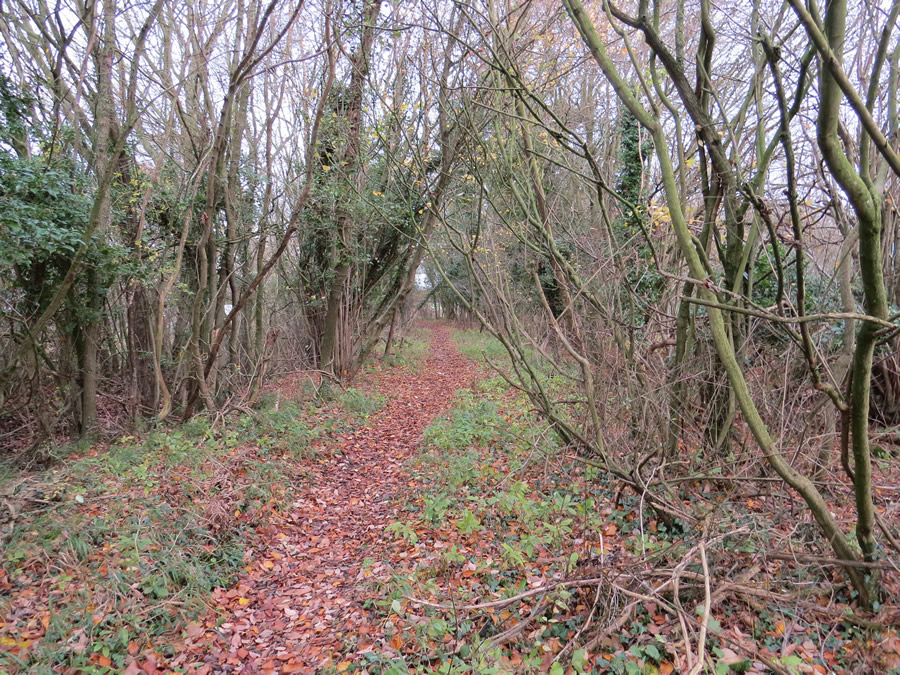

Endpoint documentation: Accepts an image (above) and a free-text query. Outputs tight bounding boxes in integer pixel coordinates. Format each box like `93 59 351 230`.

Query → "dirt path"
182 325 479 673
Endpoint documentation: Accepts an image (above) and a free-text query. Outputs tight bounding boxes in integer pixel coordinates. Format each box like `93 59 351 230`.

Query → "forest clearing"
1 0 900 672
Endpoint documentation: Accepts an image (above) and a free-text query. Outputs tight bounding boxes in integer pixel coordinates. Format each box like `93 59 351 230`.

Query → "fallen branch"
407 576 606 611
763 551 899 571
483 599 549 651
688 540 711 675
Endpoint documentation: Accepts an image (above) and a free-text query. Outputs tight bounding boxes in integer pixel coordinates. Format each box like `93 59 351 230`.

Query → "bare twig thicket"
0 0 898 660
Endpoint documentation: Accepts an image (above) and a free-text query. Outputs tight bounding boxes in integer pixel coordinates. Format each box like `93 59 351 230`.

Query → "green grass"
451 328 511 363
452 328 574 389
0 424 255 671
0 383 362 672
0 332 423 671
382 336 429 372
337 387 386 422
368 385 605 671
421 389 507 453
0 459 14 485
241 399 318 458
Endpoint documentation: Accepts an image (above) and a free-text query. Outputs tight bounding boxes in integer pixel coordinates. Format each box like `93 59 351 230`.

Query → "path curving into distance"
182 324 480 673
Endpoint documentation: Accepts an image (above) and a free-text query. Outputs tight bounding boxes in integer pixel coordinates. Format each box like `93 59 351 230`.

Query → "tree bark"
320 0 383 376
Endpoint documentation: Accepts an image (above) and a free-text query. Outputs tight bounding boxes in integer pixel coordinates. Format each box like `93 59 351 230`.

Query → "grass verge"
352 327 897 675
0 329 430 674
0 398 324 673
0 331 434 672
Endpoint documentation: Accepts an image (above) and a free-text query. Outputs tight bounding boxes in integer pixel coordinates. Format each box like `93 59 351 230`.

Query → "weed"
0 396 315 671
180 415 213 441
337 388 386 422
454 509 482 536
386 520 418 544
422 493 453 524
422 390 507 452
0 459 14 484
383 336 429 371
248 400 318 458
451 329 511 363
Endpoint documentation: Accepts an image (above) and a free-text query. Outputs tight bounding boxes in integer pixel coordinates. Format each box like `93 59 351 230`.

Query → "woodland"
1 0 900 673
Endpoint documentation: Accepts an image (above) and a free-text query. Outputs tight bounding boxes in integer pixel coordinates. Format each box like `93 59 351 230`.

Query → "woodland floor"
1 324 899 674
180 324 482 672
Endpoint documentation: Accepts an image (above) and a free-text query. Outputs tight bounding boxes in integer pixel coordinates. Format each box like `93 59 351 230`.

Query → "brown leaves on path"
178 324 480 673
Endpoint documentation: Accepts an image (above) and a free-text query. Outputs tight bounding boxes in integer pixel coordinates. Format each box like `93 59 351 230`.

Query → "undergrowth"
353 328 895 675
0 330 486 673
381 335 429 372
337 388 387 423
0 331 415 673
451 328 514 365
0 403 313 672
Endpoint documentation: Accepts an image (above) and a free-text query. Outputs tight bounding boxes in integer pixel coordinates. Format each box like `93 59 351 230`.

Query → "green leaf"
779 654 804 667
572 648 588 672
644 644 661 661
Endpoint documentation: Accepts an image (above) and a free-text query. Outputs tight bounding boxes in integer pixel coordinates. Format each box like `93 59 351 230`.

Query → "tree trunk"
319 0 383 375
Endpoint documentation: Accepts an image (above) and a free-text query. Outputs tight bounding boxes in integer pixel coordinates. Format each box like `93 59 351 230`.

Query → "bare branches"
787 0 900 180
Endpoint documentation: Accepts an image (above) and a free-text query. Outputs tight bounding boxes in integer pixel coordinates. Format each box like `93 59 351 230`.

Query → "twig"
484 598 549 651
673 567 695 672
406 576 605 611
684 296 900 331
875 511 900 556
652 570 891 629
763 551 898 571
554 578 605 663
688 540 711 675
581 596 636 653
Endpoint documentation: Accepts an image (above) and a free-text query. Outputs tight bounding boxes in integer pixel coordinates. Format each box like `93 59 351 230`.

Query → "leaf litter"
3 323 898 674
179 325 481 673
